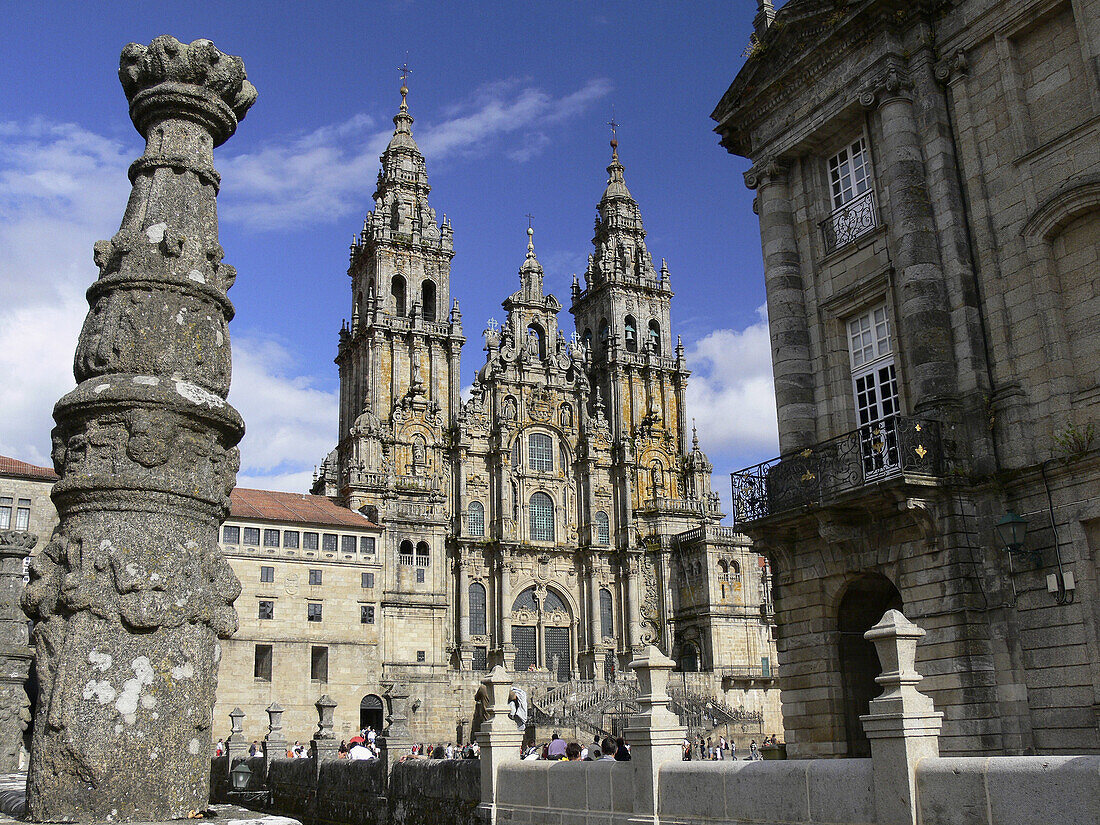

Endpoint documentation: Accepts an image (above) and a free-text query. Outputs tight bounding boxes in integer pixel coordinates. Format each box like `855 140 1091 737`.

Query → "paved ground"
0 774 300 824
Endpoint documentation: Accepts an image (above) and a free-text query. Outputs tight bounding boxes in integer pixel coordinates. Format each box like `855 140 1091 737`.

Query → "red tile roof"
229 487 377 529
0 456 59 482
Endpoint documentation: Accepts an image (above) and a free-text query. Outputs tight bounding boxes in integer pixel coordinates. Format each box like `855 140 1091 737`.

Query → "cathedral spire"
518 224 544 299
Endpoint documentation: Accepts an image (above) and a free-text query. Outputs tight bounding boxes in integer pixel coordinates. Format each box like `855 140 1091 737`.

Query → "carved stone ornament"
22 35 255 823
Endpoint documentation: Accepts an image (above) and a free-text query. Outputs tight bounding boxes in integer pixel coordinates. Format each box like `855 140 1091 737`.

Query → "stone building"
713 0 1100 757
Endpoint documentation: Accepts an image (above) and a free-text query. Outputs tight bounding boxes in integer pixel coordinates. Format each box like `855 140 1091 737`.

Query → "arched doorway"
837 574 903 757
360 694 384 733
510 586 573 681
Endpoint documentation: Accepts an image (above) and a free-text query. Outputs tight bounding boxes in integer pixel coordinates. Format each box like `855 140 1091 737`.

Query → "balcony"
820 189 877 254
638 497 723 517
730 415 944 524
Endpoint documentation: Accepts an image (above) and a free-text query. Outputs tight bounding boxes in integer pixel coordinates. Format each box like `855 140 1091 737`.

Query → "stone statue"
502 396 517 421
21 36 255 822
0 531 35 773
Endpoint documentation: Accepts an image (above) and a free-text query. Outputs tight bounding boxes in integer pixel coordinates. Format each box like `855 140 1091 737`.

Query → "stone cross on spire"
607 110 620 160
398 58 411 110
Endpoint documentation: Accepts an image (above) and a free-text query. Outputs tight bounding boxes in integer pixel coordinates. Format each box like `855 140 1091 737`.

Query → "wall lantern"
230 761 252 792
995 511 1032 560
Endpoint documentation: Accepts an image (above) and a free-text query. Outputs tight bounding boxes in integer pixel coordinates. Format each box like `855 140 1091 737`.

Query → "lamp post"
995 511 1038 566
229 762 252 793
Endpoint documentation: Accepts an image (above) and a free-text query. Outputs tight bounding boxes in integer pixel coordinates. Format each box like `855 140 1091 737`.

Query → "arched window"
583 328 593 351
511 437 521 467
529 433 553 473
469 582 487 636
730 560 742 583
468 501 485 537
421 279 437 321
599 588 614 639
391 274 407 317
529 492 554 542
648 320 661 354
399 539 414 565
599 319 610 348
415 541 430 567
595 511 610 545
624 315 638 352
680 642 699 673
543 589 567 613
513 588 539 612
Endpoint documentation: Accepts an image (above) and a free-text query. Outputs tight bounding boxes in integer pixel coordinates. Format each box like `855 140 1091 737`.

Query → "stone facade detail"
21 35 255 821
714 0 1100 757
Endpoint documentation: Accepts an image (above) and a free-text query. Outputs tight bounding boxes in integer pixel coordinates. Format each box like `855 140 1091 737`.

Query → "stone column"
382 681 413 756
475 666 523 821
0 532 34 772
226 707 247 762
863 71 957 414
626 553 641 651
622 645 686 820
745 161 816 452
861 610 943 825
456 549 473 671
587 556 601 651
21 35 255 823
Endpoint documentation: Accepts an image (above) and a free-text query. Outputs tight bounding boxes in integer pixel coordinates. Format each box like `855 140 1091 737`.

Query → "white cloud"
685 305 778 459
219 78 611 231
0 119 337 490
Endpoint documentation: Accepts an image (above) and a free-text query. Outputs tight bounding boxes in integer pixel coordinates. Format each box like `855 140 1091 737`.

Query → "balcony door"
848 304 900 477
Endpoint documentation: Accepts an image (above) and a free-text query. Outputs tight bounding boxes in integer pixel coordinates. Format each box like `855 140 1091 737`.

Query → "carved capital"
860 67 914 110
934 49 970 85
744 158 789 190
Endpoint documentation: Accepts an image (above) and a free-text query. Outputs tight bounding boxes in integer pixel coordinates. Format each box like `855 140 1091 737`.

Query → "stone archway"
837 573 903 757
511 585 574 680
360 693 384 733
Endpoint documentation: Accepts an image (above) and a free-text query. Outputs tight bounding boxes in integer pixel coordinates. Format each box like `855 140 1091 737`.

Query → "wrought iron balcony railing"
731 415 943 524
820 189 877 253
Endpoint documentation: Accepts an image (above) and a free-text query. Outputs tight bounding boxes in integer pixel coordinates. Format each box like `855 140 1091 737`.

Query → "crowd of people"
522 733 631 761
682 734 781 761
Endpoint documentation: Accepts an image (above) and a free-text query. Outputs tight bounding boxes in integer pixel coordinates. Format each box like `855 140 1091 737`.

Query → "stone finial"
119 35 256 144
864 609 937 716
626 645 680 730
265 701 285 741
313 694 337 740
227 707 246 742
22 34 253 823
754 0 776 39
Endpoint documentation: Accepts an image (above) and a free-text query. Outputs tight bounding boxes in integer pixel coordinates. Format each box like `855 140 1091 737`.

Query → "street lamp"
230 761 252 792
995 511 1029 555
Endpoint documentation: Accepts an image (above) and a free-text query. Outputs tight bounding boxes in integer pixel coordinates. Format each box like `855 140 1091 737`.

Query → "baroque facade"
714 0 1100 757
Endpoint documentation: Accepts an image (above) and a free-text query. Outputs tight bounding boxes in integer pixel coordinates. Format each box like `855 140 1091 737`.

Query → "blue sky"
0 1 779 518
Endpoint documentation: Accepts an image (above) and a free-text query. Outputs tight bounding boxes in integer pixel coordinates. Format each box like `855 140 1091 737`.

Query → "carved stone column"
21 35 255 822
745 160 816 452
0 532 34 772
862 70 957 415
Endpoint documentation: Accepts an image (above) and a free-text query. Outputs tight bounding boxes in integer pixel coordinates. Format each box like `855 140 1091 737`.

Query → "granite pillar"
21 35 255 822
0 531 34 772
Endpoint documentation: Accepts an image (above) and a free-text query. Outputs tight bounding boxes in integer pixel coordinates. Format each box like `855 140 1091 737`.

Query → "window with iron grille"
310 645 328 681
308 569 322 586
469 582 487 636
545 626 571 680
468 501 485 537
322 533 338 552
263 529 280 548
283 530 300 549
254 644 272 681
258 600 274 620
595 511 610 545
260 566 274 583
529 492 554 542
528 433 553 473
416 650 426 663
341 535 356 554
416 568 425 583
361 605 375 624
303 532 319 550
362 572 374 589
242 527 260 546
472 646 488 672
307 602 323 622
822 137 877 252
512 626 537 673
599 588 614 639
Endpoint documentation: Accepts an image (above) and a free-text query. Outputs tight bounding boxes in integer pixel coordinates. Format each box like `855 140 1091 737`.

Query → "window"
361 605 375 624
322 534 338 552
283 530 300 549
307 603 323 622
829 137 872 209
848 304 900 476
310 646 328 682
263 529 280 548
415 541 430 567
599 588 614 639
416 650 426 663
511 437 521 467
391 274 407 317
472 646 488 672
624 315 638 353
422 279 436 321
599 319 609 346
360 537 375 554
648 320 661 354
362 572 375 589
254 644 272 681
529 433 553 473
308 569 323 586
416 568 425 583
399 539 414 565
259 566 274 583
242 527 260 546
0 498 10 529
13 499 30 531
468 501 485 537
469 582 487 636
529 492 554 542
341 535 356 554
595 511 610 545
303 532 319 550
258 600 274 620
222 525 239 544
